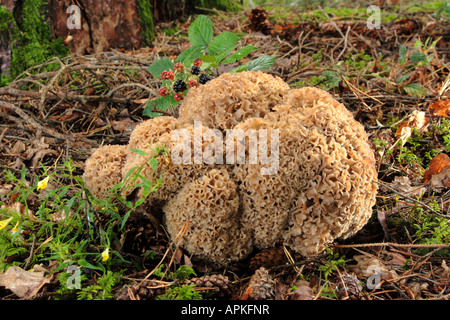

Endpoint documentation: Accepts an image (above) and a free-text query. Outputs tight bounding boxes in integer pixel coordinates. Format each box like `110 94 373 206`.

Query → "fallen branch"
0 100 98 146
0 86 132 105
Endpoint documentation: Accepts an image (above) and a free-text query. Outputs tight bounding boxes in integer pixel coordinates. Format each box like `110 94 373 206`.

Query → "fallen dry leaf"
111 118 136 133
428 99 450 118
423 153 450 183
392 176 426 198
291 286 314 300
349 254 398 280
395 110 429 146
290 280 314 300
0 266 51 299
1 202 37 220
429 165 450 192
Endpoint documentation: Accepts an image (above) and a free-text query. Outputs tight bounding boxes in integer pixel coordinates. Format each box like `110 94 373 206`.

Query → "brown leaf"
290 280 314 300
428 99 450 118
423 153 450 183
391 176 426 198
429 165 450 192
395 110 429 146
111 118 136 133
0 266 51 299
291 286 314 300
349 254 398 280
1 202 37 220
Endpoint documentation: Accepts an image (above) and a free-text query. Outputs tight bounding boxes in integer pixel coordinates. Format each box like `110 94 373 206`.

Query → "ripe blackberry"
173 79 187 92
191 65 201 75
199 73 211 84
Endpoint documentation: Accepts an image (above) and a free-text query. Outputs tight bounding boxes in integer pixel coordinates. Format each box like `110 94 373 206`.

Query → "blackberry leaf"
188 15 213 48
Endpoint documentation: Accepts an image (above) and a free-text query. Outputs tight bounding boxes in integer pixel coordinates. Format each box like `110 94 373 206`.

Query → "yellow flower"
101 248 109 262
12 221 19 233
37 176 50 191
0 217 13 231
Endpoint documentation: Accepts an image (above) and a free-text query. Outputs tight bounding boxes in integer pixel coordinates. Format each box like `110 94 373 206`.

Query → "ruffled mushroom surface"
122 121 224 200
82 145 129 199
82 71 378 266
177 71 290 131
163 169 252 265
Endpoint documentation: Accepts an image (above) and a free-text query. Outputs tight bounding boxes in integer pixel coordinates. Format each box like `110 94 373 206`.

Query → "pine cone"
121 208 163 254
185 274 233 298
248 8 273 35
249 246 286 271
243 267 275 300
337 273 363 300
393 18 420 35
114 282 166 300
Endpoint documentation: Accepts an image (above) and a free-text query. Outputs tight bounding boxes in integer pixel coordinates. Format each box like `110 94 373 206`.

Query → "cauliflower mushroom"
82 71 378 266
275 88 378 256
163 168 252 265
82 145 128 199
121 119 225 200
177 71 290 131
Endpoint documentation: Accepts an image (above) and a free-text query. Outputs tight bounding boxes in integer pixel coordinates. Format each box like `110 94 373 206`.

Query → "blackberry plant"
173 79 187 92
145 14 276 118
199 73 211 84
191 65 201 75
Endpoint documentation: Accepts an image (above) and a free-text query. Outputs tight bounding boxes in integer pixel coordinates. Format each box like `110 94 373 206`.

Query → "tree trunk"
0 0 241 81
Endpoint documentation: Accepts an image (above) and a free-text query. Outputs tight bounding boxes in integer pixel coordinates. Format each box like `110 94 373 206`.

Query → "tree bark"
0 0 241 80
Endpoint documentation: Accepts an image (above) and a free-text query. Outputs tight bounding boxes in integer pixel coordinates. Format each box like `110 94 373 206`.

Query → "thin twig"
375 180 447 218
0 100 98 146
136 221 190 289
333 242 450 249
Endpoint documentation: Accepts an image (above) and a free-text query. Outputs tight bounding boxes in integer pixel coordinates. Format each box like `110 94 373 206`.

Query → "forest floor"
0 2 449 301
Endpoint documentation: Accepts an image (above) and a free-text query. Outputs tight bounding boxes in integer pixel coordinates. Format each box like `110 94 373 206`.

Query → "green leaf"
409 52 428 64
396 72 412 84
150 157 159 172
188 15 213 48
403 83 427 97
177 46 205 66
208 32 239 55
78 259 105 273
148 58 174 79
143 95 178 118
231 55 276 73
222 45 258 64
200 55 216 63
322 70 341 88
413 40 423 49
129 149 148 156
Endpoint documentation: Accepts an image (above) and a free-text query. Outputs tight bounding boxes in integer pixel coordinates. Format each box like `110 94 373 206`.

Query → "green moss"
193 0 242 12
0 6 17 85
137 0 155 46
0 6 16 40
5 0 70 79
